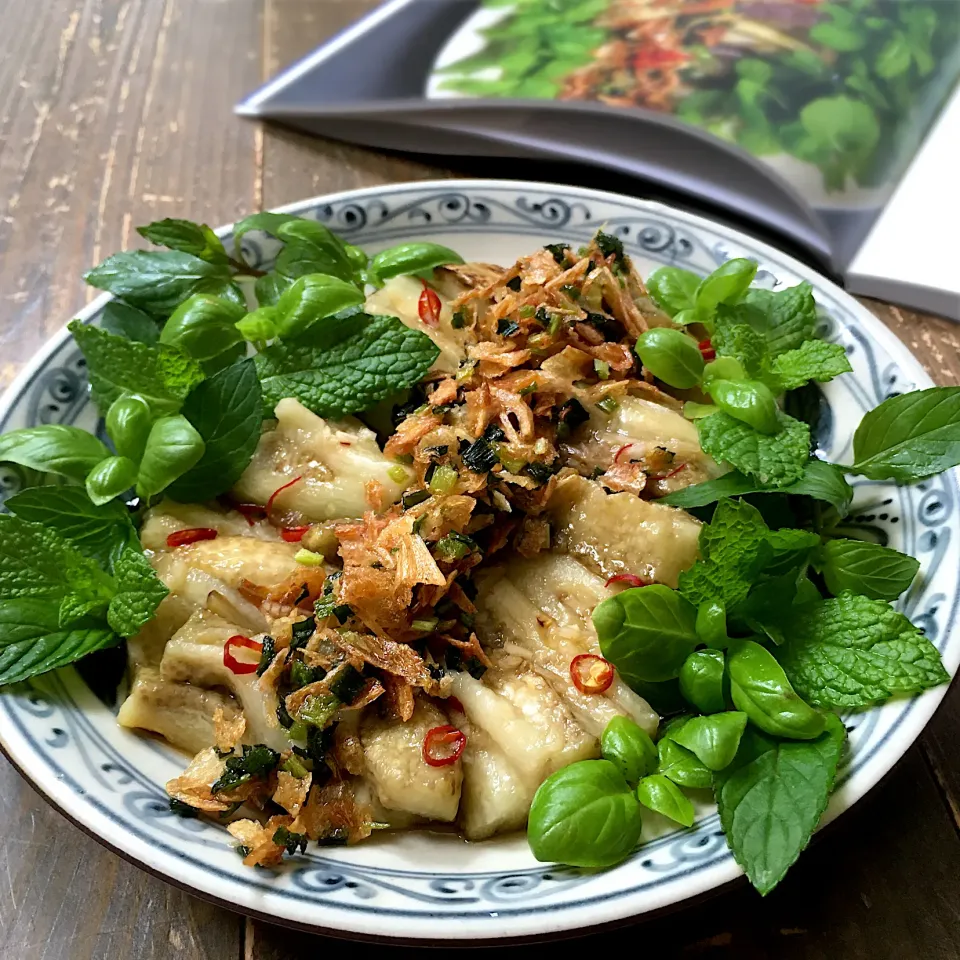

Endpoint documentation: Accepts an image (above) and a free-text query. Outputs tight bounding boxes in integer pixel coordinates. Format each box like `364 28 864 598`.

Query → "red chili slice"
223 634 263 675
605 573 649 589
281 526 310 543
570 653 615 694
698 339 716 362
418 281 442 327
422 725 466 766
613 443 634 464
166 527 218 548
234 502 268 526
267 475 302 514
664 463 687 480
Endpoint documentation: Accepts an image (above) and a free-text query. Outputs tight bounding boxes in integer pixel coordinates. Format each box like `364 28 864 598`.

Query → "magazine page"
240 0 960 290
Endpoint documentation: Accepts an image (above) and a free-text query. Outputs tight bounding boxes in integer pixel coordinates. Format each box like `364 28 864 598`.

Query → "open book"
238 0 960 320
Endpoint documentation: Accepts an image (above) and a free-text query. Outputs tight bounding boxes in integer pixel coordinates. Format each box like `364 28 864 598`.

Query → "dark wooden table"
1 2 958 957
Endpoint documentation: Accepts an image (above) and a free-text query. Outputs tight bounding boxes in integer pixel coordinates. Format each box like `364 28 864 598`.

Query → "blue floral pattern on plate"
0 182 956 941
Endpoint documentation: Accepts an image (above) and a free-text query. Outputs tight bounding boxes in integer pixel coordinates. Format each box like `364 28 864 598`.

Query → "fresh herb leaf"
84 250 232 318
660 459 853 516
711 322 768 379
274 274 366 339
274 220 358 283
68 321 205 417
715 715 846 894
769 340 852 391
85 456 138 506
664 711 747 771
656 738 713 789
636 774 695 827
166 359 264 502
0 426 111 482
231 212 303 260
99 302 160 344
254 272 294 307
776 592 950 708
646 266 701 317
212 743 281 794
850 387 960 482
593 584 699 683
158 294 246 373
106 544 169 637
600 716 658 784
739 283 818 357
817 539 919 601
137 219 230 265
368 242 464 284
695 259 757 322
135 415 205 499
255 313 439 418
698 410 811 486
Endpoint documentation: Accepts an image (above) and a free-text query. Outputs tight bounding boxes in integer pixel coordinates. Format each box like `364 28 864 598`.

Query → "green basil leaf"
600 716 658 784
636 774 695 827
137 218 230 264
255 313 440 418
274 274 366 339
634 328 705 389
665 711 747 770
817 539 919 601
68 320 205 418
707 379 780 435
369 242 464 284
727 639 825 740
660 459 853 516
527 759 643 868
5 487 133 568
254 272 294 307
166 359 264 502
231 212 304 259
159 294 246 366
0 426 111 482
656 738 713 789
645 266 701 317
85 456 138 507
777 592 950 708
99 302 159 344
84 251 231 318
850 387 960 482
105 394 152 463
715 714 846 894
695 259 758 321
593 584 699 682
135 415 205 499
679 648 726 714
275 220 358 282
697 410 811 487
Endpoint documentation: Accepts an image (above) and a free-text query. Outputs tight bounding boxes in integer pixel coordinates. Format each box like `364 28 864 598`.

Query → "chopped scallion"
388 464 409 484
428 464 458 495
294 548 325 566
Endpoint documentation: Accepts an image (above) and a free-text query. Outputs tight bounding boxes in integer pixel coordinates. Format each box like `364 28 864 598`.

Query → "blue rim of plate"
0 180 955 941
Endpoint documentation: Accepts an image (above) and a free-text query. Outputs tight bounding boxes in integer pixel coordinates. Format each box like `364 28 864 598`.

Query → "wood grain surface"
0 2 957 958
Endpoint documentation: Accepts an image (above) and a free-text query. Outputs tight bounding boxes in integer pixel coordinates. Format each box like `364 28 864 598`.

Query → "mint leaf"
137 219 230 265
0 426 111 482
107 545 168 637
817 540 919 601
776 593 950 708
84 250 231 318
698 411 810 486
660 458 853 515
715 715 846 894
769 340 852 391
167 359 264 501
275 220 358 283
740 283 818 357
712 322 768 378
255 313 440 418
6 487 133 568
678 499 770 608
69 321 204 417
100 302 159 344
0 599 120 686
851 387 960 482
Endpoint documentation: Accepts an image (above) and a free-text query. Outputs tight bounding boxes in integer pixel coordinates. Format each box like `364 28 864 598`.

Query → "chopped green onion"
594 360 610 380
402 489 432 509
519 382 538 397
457 359 477 381
435 532 477 561
290 660 319 690
294 548 325 566
298 693 340 729
428 464 458 495
597 396 620 414
499 453 527 475
518 305 536 319
561 284 580 301
281 756 310 778
451 310 466 329
287 721 309 742
388 464 409 484
411 617 439 633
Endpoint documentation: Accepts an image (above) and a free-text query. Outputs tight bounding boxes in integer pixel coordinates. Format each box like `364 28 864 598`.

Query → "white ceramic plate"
0 180 956 942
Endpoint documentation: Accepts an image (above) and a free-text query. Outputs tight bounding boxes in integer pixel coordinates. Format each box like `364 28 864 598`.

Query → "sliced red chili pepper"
418 281 442 328
267 475 302 514
698 339 716 362
223 634 263 675
234 502 268 526
422 725 466 766
664 463 688 480
281 526 310 543
613 443 634 464
570 653 615 694
605 573 649 589
631 46 690 72
166 527 218 548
